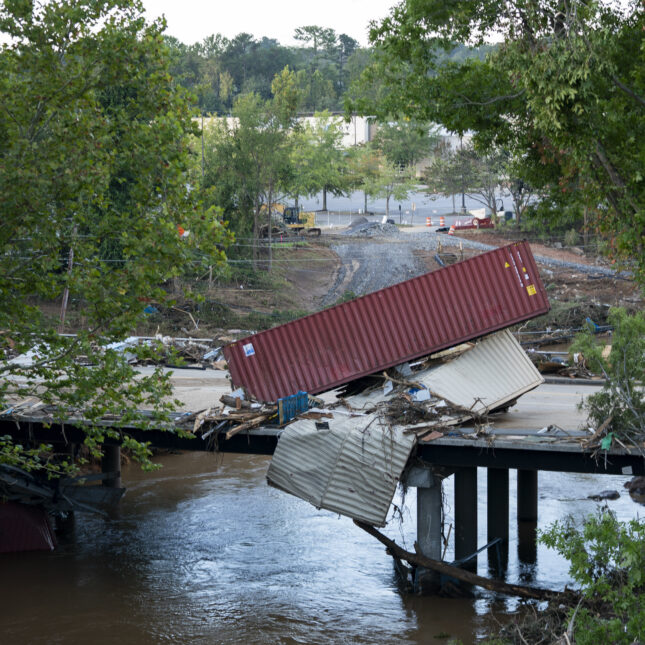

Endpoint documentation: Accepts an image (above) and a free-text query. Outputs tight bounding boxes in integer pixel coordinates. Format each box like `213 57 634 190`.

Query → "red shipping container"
0 502 57 553
223 241 549 402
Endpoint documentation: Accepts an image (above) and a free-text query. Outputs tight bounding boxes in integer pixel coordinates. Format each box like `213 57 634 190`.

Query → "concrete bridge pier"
407 465 443 594
101 444 122 489
454 467 478 571
487 468 509 574
517 469 538 565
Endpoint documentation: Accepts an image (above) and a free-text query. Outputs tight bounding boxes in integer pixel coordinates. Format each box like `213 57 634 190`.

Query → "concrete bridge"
2 375 643 591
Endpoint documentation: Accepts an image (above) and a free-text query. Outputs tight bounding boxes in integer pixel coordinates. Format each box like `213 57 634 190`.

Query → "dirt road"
320 228 641 320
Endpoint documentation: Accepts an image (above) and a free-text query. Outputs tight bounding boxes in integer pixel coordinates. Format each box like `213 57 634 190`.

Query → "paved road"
155 365 597 431
302 188 506 223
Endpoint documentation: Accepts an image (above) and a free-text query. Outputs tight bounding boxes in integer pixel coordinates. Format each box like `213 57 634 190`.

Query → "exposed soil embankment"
127 227 641 336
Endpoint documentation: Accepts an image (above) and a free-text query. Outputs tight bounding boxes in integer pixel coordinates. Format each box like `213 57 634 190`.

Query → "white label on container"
243 343 255 357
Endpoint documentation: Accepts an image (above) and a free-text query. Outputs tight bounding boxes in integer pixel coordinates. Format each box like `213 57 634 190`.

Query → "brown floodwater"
1 452 641 644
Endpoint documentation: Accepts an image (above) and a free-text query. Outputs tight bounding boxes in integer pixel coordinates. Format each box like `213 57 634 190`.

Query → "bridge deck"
1 414 642 476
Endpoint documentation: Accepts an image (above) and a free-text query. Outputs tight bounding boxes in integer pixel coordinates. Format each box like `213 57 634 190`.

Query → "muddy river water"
1 451 641 645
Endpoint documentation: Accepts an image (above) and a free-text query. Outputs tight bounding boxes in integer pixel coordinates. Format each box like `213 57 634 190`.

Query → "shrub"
564 228 580 247
572 308 645 450
540 511 645 644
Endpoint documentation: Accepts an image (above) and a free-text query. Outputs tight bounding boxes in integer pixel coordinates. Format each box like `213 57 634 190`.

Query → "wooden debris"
225 413 274 440
583 415 612 450
297 411 333 420
354 520 571 601
420 430 444 443
220 394 253 410
192 408 212 433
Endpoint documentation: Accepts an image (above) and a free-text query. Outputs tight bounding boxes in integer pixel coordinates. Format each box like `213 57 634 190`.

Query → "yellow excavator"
282 206 321 236
260 205 321 238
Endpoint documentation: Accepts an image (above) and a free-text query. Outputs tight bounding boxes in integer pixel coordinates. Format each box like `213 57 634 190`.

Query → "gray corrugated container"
417 329 544 415
267 414 416 527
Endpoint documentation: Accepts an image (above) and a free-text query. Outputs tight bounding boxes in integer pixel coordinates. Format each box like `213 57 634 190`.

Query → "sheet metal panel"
0 502 57 553
266 413 416 526
224 242 549 402
417 329 544 415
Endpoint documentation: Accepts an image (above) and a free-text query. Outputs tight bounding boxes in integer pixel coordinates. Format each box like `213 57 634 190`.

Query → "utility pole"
460 136 467 214
201 114 205 180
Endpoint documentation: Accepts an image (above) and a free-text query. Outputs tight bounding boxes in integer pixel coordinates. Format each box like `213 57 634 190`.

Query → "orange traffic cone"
439 216 445 226
448 225 455 235
426 217 432 227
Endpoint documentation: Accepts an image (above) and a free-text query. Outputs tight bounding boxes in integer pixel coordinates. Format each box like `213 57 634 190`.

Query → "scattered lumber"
225 412 274 440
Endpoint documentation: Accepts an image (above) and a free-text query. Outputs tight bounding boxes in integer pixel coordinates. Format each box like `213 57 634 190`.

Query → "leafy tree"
336 34 359 94
365 155 417 219
373 119 439 169
347 144 382 214
424 144 506 217
291 111 348 211
356 0 645 286
303 68 336 112
201 68 301 266
294 25 337 56
571 308 645 451
540 510 645 644
344 48 381 109
0 0 230 473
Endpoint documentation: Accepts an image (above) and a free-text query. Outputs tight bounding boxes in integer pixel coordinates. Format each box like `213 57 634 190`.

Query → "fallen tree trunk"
354 520 572 601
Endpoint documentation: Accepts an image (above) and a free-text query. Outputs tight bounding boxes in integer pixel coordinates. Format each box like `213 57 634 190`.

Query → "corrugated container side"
267 414 416 526
224 242 549 402
417 329 544 415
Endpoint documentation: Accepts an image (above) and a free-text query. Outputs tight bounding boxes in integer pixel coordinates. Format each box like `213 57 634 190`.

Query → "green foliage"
572 308 645 448
288 111 349 209
347 144 382 212
540 510 645 644
564 228 580 247
0 0 230 474
364 155 418 217
335 290 357 305
372 119 439 168
165 25 365 114
199 67 301 262
356 0 645 287
424 144 507 216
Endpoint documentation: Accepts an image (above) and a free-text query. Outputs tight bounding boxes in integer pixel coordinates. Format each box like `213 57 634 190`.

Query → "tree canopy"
357 0 645 285
166 25 368 114
0 0 230 474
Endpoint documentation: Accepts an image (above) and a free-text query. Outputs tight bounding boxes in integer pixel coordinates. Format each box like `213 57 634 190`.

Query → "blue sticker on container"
243 343 255 357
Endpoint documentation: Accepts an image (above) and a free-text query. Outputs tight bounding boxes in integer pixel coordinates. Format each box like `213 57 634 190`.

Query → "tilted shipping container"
223 241 550 402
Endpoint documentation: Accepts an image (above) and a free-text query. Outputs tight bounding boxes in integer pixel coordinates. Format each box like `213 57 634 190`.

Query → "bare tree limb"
354 519 572 601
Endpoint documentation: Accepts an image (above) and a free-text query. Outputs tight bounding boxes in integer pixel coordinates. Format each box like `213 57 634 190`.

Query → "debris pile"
265 329 544 525
525 348 601 379
5 333 244 370
174 389 276 441
343 221 400 237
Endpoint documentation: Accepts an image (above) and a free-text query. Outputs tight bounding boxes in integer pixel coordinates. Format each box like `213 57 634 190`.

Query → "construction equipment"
260 205 321 238
282 206 321 236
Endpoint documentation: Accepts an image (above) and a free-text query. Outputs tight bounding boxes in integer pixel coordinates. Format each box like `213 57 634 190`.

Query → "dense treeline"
164 27 491 114
164 27 362 114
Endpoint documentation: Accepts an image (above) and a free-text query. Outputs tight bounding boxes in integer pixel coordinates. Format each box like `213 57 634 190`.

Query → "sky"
142 0 398 47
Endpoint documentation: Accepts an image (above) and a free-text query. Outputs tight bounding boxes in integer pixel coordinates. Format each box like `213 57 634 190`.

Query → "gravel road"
325 229 625 301
322 239 425 306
